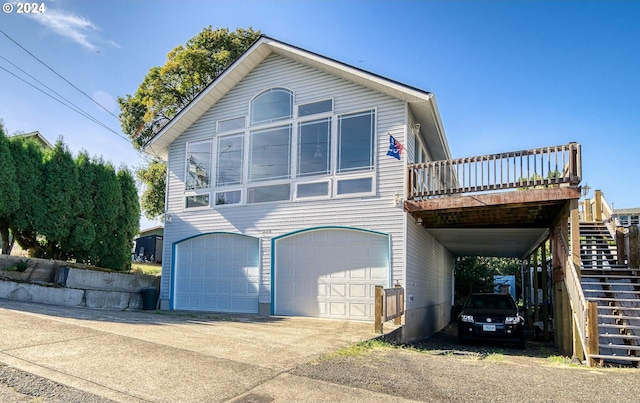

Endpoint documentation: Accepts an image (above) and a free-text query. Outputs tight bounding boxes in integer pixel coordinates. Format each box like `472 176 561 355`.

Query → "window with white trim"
216 134 243 186
249 125 292 182
338 110 375 173
251 88 293 126
183 88 378 208
186 140 212 190
298 118 331 177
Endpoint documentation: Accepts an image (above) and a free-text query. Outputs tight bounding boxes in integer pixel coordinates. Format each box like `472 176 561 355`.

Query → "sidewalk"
0 299 414 402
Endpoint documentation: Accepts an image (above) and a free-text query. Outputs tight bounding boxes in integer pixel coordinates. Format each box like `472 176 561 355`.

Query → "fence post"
375 286 383 333
393 284 403 326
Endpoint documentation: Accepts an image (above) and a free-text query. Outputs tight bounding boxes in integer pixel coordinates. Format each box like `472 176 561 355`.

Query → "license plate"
483 324 496 332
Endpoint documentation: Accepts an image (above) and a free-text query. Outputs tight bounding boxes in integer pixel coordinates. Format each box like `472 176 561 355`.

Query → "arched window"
250 88 293 125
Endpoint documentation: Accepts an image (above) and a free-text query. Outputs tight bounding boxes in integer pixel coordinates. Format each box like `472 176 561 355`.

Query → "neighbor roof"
143 35 451 162
11 131 54 149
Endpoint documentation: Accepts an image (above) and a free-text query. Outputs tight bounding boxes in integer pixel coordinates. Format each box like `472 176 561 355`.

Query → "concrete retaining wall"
0 256 159 310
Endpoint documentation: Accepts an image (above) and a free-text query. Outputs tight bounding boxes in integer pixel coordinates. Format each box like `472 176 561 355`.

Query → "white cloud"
28 7 117 52
92 90 118 114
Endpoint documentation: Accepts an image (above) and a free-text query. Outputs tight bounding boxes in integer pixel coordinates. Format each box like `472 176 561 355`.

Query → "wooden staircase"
580 222 640 367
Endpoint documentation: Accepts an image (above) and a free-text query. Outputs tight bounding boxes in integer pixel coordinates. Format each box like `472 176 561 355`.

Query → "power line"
0 27 121 121
0 64 130 142
0 54 116 133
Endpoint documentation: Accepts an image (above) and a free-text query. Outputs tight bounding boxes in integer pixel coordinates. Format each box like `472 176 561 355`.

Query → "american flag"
386 135 404 160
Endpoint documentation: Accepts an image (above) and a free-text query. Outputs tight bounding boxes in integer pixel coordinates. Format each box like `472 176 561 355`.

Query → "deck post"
569 199 581 270
586 300 599 366
629 225 639 269
594 190 603 222
541 239 550 341
616 226 626 266
583 199 593 222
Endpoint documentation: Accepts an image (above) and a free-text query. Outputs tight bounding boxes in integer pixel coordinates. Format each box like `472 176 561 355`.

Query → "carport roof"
406 187 581 258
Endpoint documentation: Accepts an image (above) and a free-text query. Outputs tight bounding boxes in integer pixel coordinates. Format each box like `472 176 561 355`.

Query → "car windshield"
465 294 516 310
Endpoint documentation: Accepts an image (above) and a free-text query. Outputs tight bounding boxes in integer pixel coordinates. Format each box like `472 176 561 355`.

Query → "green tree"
7 136 46 256
111 167 140 270
118 27 261 219
118 27 260 149
136 159 166 220
455 256 521 302
0 126 20 254
38 140 80 259
89 160 123 268
69 151 97 262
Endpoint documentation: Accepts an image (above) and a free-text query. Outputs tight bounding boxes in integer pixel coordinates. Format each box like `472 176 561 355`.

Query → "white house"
144 36 455 341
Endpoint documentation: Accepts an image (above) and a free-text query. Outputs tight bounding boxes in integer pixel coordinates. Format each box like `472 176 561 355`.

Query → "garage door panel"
349 284 367 298
174 234 259 313
275 229 389 320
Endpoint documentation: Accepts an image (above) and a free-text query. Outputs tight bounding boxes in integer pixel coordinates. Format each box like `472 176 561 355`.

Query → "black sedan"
457 293 525 349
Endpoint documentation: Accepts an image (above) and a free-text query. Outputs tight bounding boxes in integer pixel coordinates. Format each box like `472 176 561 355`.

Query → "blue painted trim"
270 226 391 315
170 232 261 311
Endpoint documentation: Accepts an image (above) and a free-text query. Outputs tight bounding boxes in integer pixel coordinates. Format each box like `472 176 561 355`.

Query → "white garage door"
174 233 259 313
274 228 389 320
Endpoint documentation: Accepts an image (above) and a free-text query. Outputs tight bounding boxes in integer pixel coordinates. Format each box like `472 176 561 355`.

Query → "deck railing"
557 229 593 364
408 143 581 199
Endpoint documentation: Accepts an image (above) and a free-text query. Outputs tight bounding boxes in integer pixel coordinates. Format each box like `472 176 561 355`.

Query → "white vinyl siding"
159 54 427 312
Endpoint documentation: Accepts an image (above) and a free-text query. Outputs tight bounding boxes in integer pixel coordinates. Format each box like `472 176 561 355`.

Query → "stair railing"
558 229 592 363
583 190 617 237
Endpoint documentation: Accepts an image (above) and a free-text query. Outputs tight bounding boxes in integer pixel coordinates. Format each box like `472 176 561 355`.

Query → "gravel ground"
292 324 640 403
0 363 115 403
1 323 639 402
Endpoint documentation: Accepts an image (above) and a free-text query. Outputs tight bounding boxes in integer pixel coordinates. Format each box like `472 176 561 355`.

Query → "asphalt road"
1 299 639 403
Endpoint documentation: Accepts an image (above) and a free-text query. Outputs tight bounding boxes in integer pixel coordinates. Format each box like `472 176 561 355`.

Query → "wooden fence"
408 143 582 199
374 285 404 334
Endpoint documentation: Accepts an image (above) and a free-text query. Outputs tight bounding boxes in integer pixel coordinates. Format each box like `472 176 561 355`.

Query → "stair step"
582 281 639 285
597 314 640 321
584 290 640 295
598 305 640 311
588 297 640 304
600 334 640 340
597 323 640 331
599 344 640 351
590 354 640 363
582 275 639 280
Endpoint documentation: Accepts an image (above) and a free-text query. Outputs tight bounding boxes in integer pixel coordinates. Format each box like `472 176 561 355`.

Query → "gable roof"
11 131 54 149
143 35 451 161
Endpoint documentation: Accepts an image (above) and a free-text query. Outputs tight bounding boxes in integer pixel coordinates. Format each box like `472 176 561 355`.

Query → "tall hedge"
0 131 140 270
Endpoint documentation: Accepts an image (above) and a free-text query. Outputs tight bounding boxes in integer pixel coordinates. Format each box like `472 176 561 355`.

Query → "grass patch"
483 352 505 362
328 339 392 358
131 263 162 276
547 355 572 366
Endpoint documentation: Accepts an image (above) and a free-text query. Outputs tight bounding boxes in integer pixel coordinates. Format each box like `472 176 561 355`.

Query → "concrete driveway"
0 299 411 402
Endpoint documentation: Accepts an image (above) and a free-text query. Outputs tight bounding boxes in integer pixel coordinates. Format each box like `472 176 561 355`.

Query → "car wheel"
516 337 526 349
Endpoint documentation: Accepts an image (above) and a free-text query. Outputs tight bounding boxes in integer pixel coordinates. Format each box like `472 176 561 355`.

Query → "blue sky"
1 0 639 230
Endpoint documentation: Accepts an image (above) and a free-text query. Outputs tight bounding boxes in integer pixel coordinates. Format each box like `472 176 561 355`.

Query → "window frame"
250 87 294 126
337 109 376 174
185 139 213 191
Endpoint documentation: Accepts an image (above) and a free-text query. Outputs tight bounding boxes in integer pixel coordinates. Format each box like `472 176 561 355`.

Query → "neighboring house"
134 226 164 263
144 36 455 341
11 131 54 150
615 208 640 227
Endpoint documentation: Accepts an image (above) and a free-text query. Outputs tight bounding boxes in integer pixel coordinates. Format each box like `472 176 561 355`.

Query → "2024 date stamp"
3 2 46 14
